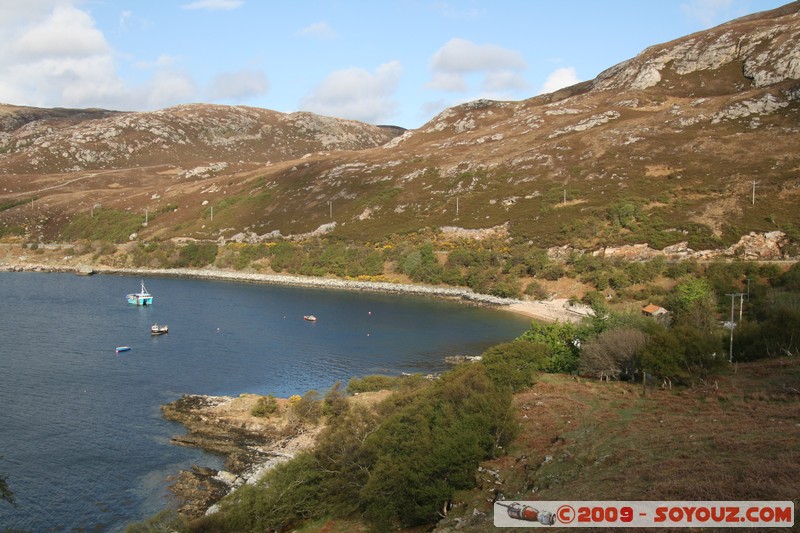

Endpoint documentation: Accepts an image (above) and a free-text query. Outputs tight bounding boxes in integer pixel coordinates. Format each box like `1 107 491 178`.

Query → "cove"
0 272 531 532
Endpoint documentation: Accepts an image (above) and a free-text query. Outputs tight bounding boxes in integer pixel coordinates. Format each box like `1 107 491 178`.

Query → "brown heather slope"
432 357 800 532
0 2 799 250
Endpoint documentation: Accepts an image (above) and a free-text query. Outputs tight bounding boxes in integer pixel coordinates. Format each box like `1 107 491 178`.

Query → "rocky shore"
161 393 321 517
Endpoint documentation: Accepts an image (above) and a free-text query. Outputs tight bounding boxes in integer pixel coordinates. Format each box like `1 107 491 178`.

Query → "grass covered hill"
1 2 799 251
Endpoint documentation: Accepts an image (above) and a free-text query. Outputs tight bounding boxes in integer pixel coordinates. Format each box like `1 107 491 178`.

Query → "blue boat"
126 281 153 306
115 346 131 353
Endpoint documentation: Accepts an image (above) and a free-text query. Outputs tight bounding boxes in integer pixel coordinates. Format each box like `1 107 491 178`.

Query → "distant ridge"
0 2 798 251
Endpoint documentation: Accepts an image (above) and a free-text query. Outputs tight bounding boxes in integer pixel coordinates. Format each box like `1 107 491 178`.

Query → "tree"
517 322 580 373
360 364 514 529
481 339 549 392
640 326 725 384
670 277 718 331
579 328 648 381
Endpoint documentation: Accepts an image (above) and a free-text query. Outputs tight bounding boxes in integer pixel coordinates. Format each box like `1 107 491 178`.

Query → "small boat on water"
151 324 169 336
304 315 317 322
127 281 153 306
115 346 131 353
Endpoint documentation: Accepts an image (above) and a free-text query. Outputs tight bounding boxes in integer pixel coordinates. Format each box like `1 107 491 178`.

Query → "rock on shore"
161 393 320 517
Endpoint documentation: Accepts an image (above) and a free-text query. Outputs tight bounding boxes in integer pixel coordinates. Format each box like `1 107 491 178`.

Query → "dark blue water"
0 272 530 532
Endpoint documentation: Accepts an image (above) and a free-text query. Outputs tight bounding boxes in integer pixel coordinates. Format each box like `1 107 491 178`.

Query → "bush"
212 453 325 532
579 328 648 380
322 382 349 419
517 322 580 373
360 364 514 529
488 279 521 299
196 365 515 532
289 390 322 425
175 242 218 267
525 280 550 300
481 340 548 392
250 395 278 417
640 326 725 383
347 374 424 393
540 263 565 281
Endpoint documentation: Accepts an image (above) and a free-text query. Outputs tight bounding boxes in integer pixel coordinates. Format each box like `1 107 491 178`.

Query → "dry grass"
437 358 800 532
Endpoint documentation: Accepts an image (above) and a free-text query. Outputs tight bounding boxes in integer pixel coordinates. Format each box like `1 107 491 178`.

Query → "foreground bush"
190 364 515 532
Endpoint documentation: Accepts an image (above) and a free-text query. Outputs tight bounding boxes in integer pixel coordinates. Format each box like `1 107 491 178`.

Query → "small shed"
642 303 670 320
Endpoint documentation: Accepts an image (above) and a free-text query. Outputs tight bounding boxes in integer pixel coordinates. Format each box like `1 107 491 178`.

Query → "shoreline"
0 261 593 323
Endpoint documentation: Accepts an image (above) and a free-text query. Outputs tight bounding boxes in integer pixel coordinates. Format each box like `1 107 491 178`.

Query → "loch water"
0 272 531 532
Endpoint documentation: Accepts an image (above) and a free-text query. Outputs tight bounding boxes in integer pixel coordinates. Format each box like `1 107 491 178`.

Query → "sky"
0 0 792 129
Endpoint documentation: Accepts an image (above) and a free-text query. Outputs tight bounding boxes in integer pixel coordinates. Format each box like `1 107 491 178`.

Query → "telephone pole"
726 292 746 363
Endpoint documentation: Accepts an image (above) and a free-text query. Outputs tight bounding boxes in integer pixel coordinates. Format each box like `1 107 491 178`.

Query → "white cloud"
427 38 527 95
298 21 337 39
0 2 209 111
10 4 109 60
300 61 402 124
137 70 198 110
208 68 269 102
483 70 530 92
134 54 178 70
0 3 125 108
425 72 468 92
680 0 735 27
181 0 244 11
430 38 526 74
540 66 580 94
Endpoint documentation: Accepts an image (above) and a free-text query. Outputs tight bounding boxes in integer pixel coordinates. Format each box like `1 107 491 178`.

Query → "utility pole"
456 196 459 216
328 200 332 218
563 189 567 204
210 206 213 221
726 292 746 363
739 292 744 322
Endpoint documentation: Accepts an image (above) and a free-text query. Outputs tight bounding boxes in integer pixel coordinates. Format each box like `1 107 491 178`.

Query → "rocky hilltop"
1 2 798 253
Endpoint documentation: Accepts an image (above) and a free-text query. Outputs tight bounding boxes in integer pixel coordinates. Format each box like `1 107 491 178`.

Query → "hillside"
1 3 799 254
435 357 800 532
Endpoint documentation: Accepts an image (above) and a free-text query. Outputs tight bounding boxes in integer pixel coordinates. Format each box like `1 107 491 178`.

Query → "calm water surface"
0 272 530 532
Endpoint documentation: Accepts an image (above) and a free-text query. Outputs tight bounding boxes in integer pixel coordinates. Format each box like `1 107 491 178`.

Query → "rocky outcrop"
724 230 789 259
582 231 794 261
593 4 800 92
161 394 319 518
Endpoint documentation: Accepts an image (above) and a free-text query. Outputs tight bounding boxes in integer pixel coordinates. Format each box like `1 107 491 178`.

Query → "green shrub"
322 382 349 419
289 390 322 424
360 364 514 529
517 321 581 373
347 374 424 393
174 242 218 268
250 395 278 417
525 280 550 300
481 340 548 392
61 208 142 243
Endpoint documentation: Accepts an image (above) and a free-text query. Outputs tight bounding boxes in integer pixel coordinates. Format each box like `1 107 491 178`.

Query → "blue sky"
0 0 790 129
